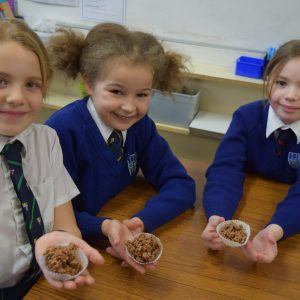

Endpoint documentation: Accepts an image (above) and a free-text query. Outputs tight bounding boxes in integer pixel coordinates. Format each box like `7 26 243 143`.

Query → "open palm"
243 228 278 263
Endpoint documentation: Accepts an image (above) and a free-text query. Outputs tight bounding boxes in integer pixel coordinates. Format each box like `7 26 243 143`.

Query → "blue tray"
235 56 266 79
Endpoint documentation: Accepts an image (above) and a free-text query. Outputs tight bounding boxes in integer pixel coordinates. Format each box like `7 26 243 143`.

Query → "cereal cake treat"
220 222 246 244
40 242 89 281
125 233 163 264
216 220 250 247
44 243 82 276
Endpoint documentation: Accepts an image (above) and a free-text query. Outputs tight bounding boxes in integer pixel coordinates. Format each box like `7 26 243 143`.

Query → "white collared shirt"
87 97 126 145
266 106 300 144
0 124 79 288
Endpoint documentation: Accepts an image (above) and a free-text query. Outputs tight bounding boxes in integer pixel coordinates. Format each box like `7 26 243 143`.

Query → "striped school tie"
107 130 124 162
1 141 45 249
274 128 296 155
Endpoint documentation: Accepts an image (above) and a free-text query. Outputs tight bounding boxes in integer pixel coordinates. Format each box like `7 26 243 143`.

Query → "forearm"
269 185 300 239
53 201 82 238
203 172 245 219
203 109 248 219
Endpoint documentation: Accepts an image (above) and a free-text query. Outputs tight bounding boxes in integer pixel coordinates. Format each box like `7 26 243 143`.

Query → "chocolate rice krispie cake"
125 233 162 264
44 242 82 276
219 222 247 244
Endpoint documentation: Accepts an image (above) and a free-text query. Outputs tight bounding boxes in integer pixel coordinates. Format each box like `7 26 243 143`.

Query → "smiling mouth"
0 111 26 120
281 104 299 112
114 113 135 120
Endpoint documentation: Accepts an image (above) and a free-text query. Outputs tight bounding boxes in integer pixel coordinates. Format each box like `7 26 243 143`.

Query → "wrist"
101 219 112 236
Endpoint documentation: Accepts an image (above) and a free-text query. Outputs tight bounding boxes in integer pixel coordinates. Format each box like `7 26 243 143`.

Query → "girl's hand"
242 224 283 263
201 215 226 250
35 231 105 290
123 217 145 236
102 219 155 273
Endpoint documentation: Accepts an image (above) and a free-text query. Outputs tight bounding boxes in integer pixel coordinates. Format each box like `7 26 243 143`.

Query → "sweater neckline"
78 98 129 171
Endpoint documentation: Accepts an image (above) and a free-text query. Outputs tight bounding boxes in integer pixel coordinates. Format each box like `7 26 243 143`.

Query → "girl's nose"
121 97 136 112
5 86 25 106
286 86 300 101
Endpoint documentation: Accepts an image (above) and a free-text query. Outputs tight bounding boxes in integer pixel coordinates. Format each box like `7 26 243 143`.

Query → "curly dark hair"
48 23 187 92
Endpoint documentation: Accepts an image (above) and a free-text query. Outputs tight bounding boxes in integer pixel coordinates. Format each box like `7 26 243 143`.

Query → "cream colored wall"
198 80 263 115
37 107 56 124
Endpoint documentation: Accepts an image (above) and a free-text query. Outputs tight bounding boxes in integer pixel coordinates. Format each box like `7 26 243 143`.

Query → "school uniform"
203 100 300 239
0 124 79 298
45 97 196 239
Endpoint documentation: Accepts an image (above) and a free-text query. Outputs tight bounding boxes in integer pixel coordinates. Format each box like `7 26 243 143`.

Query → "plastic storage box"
148 88 201 128
235 56 266 79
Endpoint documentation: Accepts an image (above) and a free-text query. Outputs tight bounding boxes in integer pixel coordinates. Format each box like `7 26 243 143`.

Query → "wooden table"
26 160 300 300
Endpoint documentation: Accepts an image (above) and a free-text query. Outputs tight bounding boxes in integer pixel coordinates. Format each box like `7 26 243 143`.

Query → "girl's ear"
82 74 93 95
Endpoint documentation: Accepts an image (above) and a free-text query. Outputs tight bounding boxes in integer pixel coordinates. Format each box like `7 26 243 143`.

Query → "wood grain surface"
25 160 300 300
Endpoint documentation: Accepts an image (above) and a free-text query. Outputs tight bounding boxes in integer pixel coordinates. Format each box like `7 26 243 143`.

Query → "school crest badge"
288 152 300 169
127 153 137 176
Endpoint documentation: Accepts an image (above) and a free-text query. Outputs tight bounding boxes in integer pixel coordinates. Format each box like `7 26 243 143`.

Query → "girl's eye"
110 89 123 96
26 81 41 90
0 78 7 88
276 80 287 87
137 93 150 98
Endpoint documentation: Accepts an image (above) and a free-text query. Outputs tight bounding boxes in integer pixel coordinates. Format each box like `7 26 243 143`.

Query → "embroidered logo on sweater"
288 152 300 169
127 153 137 176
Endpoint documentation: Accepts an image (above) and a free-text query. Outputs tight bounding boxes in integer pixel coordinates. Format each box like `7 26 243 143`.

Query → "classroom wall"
18 0 300 68
22 0 293 163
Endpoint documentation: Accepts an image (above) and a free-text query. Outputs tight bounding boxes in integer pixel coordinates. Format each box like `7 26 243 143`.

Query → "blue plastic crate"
235 56 266 79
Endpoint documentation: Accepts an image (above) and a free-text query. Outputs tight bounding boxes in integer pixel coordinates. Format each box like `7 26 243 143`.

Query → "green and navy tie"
107 130 124 162
1 141 45 249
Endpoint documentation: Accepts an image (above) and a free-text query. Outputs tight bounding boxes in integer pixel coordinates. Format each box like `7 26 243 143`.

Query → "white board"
18 0 300 53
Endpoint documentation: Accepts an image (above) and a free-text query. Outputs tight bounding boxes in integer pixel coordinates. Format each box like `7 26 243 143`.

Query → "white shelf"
186 62 263 87
163 41 264 88
189 111 232 139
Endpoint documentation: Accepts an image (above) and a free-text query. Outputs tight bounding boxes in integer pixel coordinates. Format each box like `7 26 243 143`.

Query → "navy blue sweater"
204 100 300 239
46 98 195 239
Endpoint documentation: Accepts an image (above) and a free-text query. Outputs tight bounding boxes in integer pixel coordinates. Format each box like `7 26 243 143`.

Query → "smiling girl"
0 19 104 299
45 23 195 274
202 40 300 264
